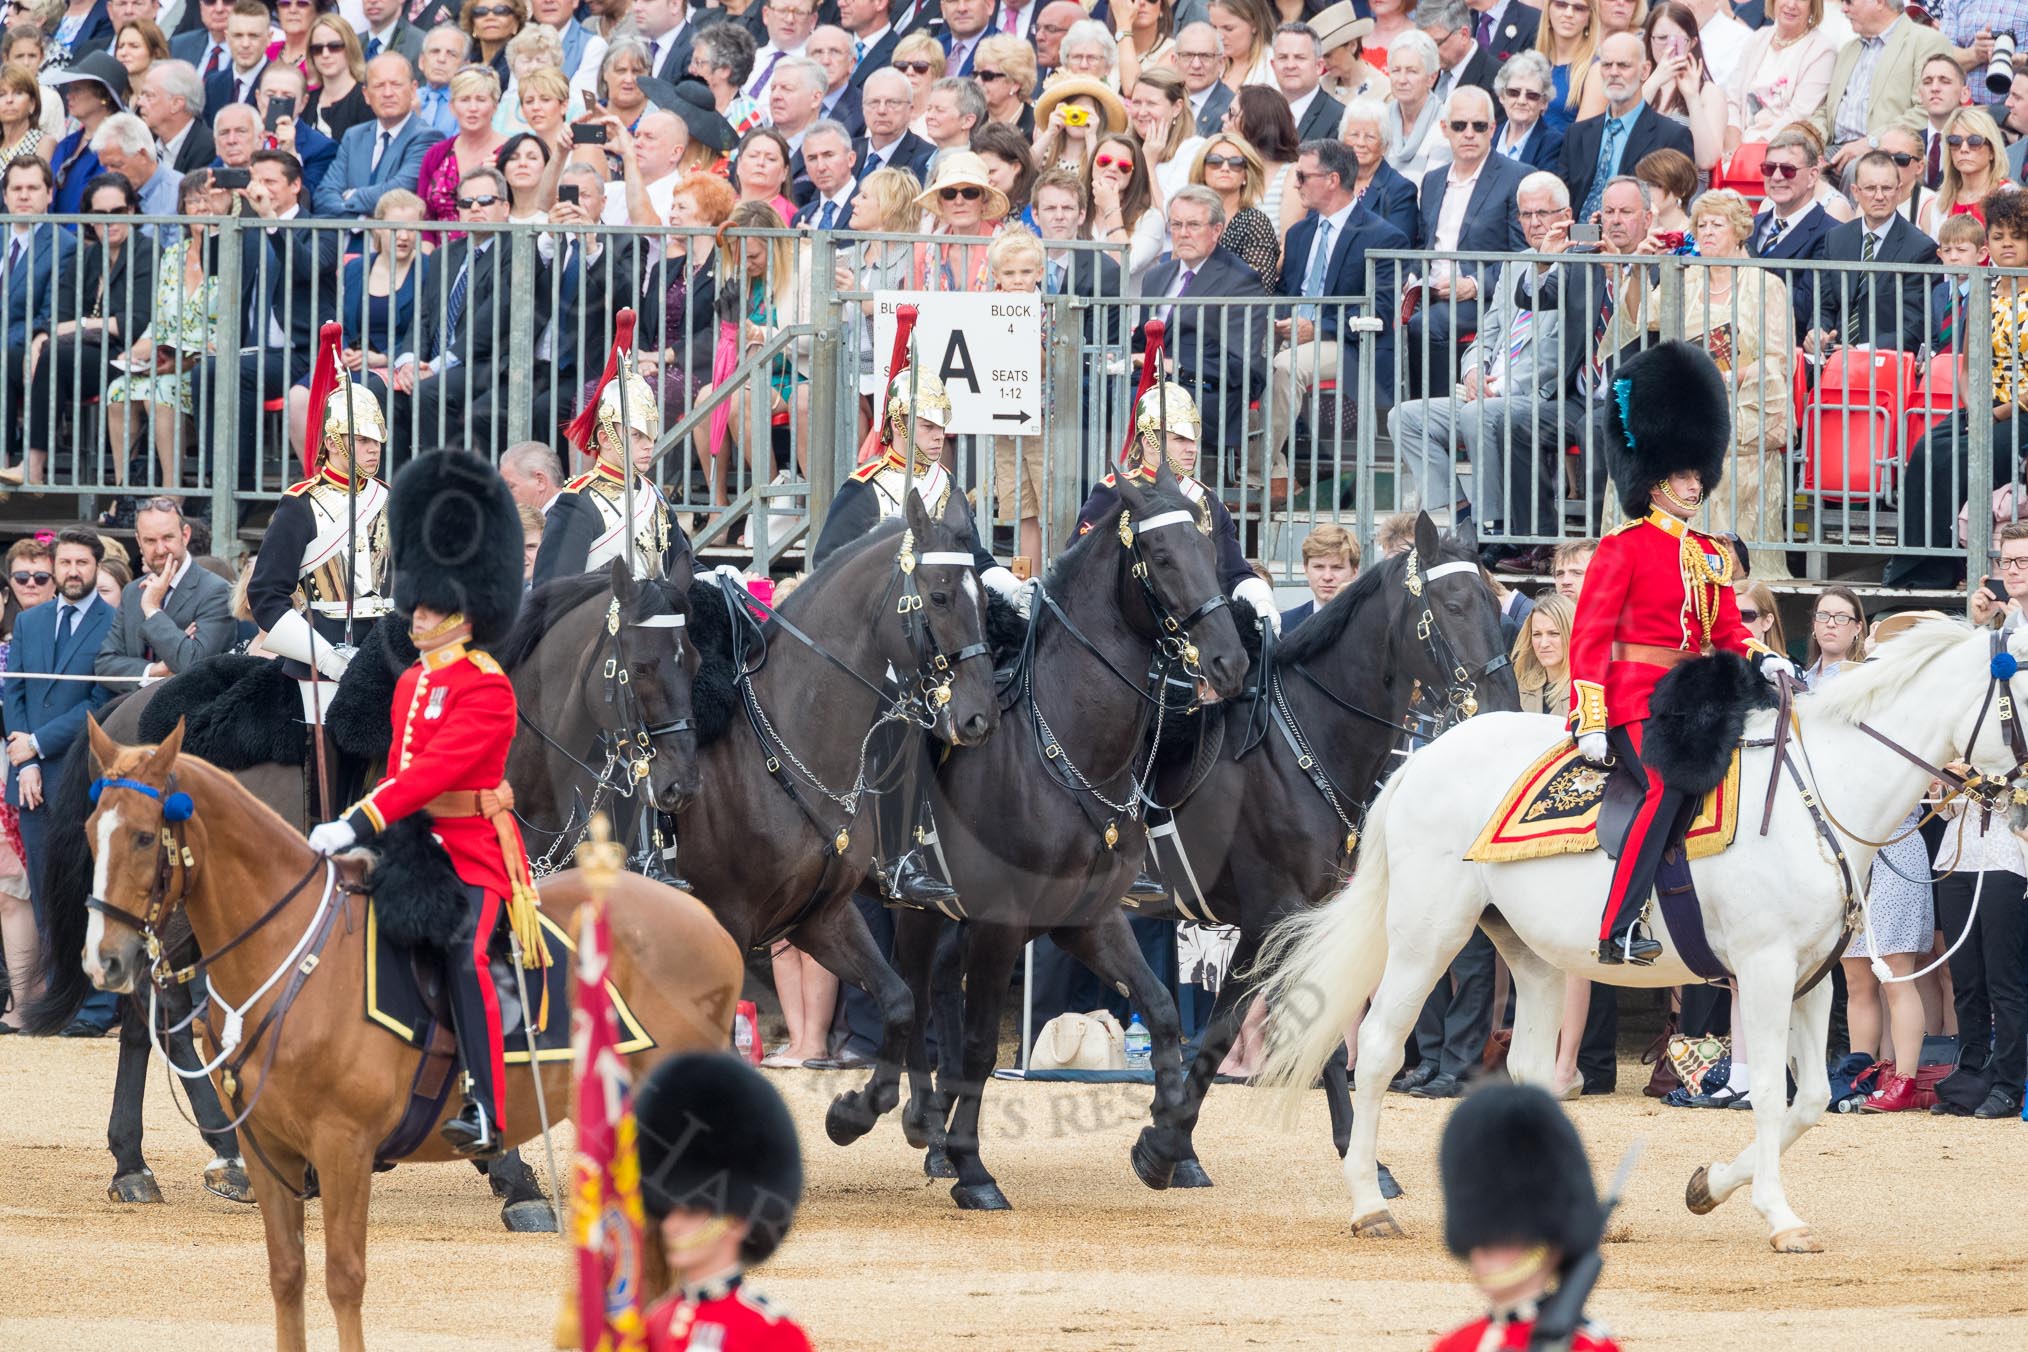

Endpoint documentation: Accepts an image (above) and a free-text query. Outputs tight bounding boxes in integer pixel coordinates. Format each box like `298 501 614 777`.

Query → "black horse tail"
20 734 102 1034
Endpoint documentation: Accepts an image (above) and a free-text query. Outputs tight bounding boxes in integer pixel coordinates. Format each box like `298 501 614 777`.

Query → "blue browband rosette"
88 776 195 822
1611 377 1635 449
1994 651 2020 683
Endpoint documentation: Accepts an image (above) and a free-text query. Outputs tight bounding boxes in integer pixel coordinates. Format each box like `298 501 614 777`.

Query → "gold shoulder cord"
1680 529 1732 649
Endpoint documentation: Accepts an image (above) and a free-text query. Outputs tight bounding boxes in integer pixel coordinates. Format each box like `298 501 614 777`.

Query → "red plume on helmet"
567 308 639 454
857 303 919 465
1120 318 1165 468
299 321 344 478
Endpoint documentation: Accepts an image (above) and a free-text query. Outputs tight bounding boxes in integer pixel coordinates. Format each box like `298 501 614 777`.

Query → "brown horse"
79 717 743 1352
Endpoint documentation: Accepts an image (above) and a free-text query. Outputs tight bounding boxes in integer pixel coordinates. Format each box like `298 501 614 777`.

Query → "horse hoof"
108 1169 164 1205
950 1182 1012 1211
923 1145 958 1179
1377 1163 1404 1202
501 1200 560 1233
1169 1158 1214 1188
1130 1133 1176 1191
1685 1166 1719 1216
1351 1209 1404 1239
1770 1225 1824 1254
203 1159 254 1204
825 1096 876 1148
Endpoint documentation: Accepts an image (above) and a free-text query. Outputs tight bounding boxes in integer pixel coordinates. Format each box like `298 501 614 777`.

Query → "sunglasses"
1093 153 1134 171
10 571 50 586
457 192 503 208
1947 133 1993 150
1759 161 1805 179
1201 153 1246 169
895 59 934 74
1447 119 1491 132
1294 169 1335 184
938 185 983 200
1883 151 1919 167
975 68 1008 82
308 39 345 54
1738 607 1761 623
1503 87 1545 102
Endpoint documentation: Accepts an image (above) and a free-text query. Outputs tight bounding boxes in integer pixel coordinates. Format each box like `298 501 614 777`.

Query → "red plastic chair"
1903 353 1959 459
1800 348 1914 503
1714 143 1768 209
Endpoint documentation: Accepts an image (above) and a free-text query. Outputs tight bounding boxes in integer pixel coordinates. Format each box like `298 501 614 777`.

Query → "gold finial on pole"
577 813 625 896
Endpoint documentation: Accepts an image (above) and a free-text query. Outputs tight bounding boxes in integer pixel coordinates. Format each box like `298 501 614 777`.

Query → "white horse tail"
1252 768 1402 1118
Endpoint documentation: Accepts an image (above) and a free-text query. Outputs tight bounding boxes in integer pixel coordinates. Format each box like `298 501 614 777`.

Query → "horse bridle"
1402 547 1511 731
886 531 996 728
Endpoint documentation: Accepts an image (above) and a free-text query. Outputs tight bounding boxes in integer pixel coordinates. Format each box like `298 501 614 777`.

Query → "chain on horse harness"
85 773 353 1195
722 531 991 942
1016 505 1233 851
515 591 693 877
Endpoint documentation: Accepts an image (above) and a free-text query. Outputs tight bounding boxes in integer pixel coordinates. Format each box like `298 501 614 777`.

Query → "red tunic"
1432 1313 1620 1352
341 640 528 897
644 1281 812 1352
1566 508 1756 735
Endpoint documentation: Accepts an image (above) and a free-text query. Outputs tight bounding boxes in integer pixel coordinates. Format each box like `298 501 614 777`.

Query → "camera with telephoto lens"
1063 105 1091 127
1991 32 2018 96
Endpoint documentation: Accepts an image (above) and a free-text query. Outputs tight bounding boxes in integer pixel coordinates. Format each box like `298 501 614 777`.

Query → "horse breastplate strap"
586 479 670 578
302 479 390 614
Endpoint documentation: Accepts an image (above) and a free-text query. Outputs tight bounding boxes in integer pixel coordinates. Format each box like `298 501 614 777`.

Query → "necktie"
647 37 660 74
55 604 74 654
371 128 391 173
859 148 883 179
1845 231 1878 345
1165 266 1195 324
1926 131 1943 189
749 49 783 97
1297 217 1332 320
1002 3 1018 33
1762 214 1786 252
365 33 382 58
818 199 837 229
1583 268 1616 397
1046 259 1064 294
1476 10 1494 46
1581 118 1622 221
443 259 471 353
203 41 223 76
854 37 866 62
6 235 20 277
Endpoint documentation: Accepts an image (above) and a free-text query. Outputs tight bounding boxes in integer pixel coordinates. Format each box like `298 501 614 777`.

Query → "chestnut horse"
79 717 743 1352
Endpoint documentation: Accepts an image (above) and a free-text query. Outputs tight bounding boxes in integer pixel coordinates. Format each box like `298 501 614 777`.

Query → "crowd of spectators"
0 0 2025 574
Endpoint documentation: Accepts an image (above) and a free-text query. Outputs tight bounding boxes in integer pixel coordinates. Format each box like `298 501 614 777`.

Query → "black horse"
1144 512 1519 1188
837 463 1251 1210
675 487 1000 1140
26 558 698 1229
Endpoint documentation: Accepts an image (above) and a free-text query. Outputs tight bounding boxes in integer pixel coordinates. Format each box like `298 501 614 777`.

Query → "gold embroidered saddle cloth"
1467 740 1744 864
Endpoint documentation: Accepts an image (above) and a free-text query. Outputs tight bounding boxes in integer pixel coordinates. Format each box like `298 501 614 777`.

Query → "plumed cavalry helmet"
1132 381 1201 471
596 359 662 450
1604 339 1730 520
1440 1083 1605 1262
885 368 953 437
386 450 525 645
321 368 388 448
634 1053 803 1265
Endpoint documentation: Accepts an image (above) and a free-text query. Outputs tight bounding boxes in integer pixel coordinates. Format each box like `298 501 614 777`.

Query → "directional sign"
872 290 1043 436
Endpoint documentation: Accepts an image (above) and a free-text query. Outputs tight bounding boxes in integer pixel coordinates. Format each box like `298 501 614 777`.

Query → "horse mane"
490 573 613 672
1807 618 1983 726
1273 550 1400 668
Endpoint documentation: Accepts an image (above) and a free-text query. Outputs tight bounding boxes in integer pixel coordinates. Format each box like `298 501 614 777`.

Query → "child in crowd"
1932 215 1987 354
985 230 1050 569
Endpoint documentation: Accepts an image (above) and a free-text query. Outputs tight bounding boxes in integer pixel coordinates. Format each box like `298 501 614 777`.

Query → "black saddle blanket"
363 902 655 1064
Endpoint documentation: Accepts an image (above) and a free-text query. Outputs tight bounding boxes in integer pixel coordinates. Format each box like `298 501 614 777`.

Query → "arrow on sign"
992 409 1034 425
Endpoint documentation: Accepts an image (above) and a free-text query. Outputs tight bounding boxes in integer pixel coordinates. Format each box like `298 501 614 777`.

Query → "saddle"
1468 740 1745 866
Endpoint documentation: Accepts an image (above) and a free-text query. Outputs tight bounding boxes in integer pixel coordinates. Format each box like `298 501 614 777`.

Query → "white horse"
1256 620 2027 1253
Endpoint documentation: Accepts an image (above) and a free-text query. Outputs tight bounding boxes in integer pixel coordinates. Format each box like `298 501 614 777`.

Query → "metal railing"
0 212 2012 592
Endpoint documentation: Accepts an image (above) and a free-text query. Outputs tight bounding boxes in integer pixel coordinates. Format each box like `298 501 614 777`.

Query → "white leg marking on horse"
84 807 119 983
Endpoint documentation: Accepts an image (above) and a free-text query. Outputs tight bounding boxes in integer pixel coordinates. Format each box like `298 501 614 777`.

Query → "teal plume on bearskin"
634 1053 803 1264
387 450 525 645
1440 1083 1604 1260
1604 340 1731 520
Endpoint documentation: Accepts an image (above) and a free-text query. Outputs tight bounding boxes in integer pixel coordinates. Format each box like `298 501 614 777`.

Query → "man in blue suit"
6 529 117 1035
1747 126 1834 341
312 53 445 217
3 159 79 440
1406 86 1527 396
200 0 270 119
1266 138 1406 468
168 0 233 78
937 0 995 75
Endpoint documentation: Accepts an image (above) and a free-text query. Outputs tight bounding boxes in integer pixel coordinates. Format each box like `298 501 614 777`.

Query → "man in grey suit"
1177 23 1234 135
311 54 445 217
95 498 236 684
357 0 426 63
1390 169 1568 524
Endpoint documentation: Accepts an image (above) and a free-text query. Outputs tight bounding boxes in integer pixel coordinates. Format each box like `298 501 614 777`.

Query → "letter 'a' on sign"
874 290 1044 435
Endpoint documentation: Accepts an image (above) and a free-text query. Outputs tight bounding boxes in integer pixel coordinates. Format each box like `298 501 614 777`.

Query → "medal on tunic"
425 687 449 720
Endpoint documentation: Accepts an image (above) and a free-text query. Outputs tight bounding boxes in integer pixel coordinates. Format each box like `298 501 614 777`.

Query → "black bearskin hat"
1440 1083 1604 1260
387 450 524 645
1605 340 1731 521
635 1054 803 1265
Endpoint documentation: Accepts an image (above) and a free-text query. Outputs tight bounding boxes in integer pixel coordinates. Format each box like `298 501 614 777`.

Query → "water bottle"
1124 1013 1151 1070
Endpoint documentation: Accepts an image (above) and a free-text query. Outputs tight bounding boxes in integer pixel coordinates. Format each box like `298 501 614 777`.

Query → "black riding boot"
440 901 508 1160
1127 808 1174 905
875 745 959 909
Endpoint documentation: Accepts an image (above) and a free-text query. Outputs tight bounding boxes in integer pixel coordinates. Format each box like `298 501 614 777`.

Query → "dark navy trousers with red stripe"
1599 720 1684 946
448 887 507 1130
